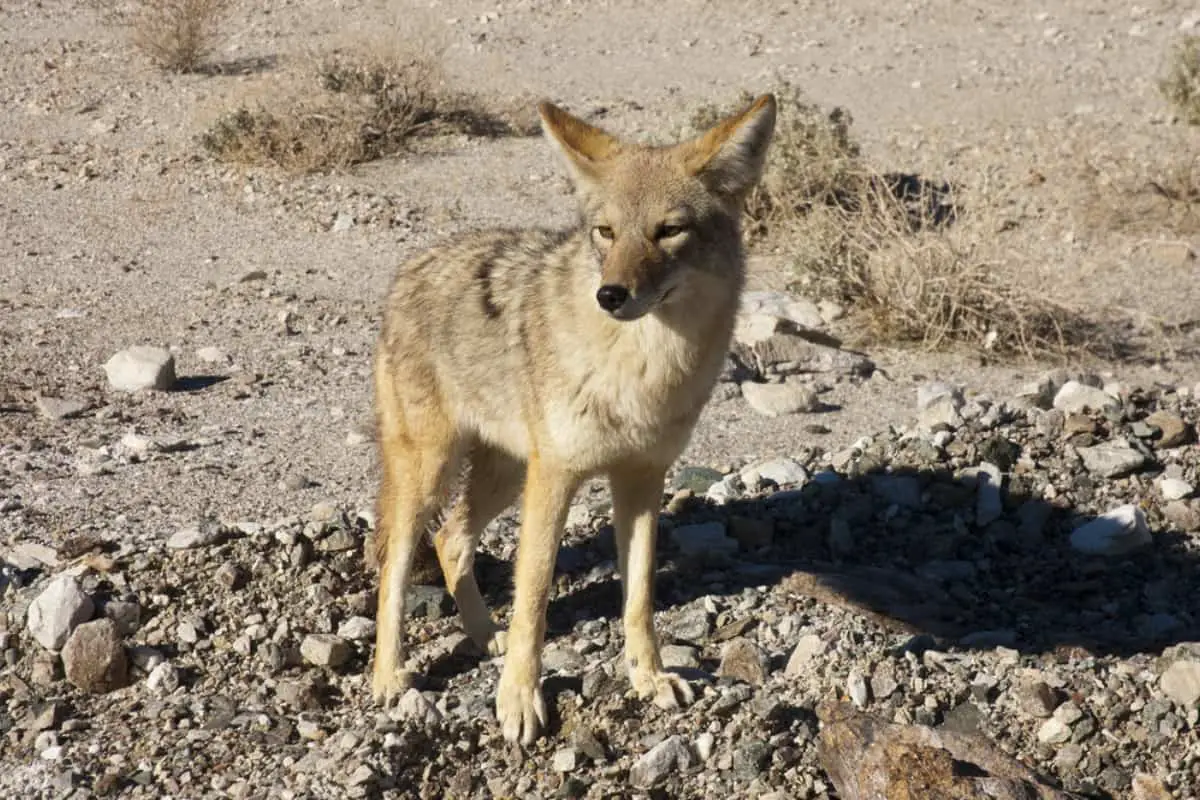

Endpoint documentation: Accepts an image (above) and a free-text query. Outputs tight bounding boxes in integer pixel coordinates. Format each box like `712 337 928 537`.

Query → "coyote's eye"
655 223 687 240
593 225 614 241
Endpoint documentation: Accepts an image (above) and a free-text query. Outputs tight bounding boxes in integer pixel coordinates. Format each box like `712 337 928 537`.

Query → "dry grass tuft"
111 0 234 73
201 39 535 172
695 84 1113 358
1160 35 1200 125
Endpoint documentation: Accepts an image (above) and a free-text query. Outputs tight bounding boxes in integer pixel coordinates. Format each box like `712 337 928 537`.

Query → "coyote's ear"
684 94 777 201
538 101 621 186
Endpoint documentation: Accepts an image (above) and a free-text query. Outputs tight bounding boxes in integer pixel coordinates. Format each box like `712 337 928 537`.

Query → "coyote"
371 93 777 744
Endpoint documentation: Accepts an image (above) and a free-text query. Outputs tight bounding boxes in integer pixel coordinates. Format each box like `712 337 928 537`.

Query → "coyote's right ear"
538 102 621 188
684 94 777 202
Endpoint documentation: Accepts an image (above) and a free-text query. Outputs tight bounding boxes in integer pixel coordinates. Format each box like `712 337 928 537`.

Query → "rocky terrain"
2 0 1200 798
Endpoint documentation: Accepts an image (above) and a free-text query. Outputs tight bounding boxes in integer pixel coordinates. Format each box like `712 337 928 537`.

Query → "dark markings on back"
475 240 513 320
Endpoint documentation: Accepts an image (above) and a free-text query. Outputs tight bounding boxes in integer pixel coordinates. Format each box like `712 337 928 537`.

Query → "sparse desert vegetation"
693 86 1111 358
100 0 234 72
200 40 536 172
1161 35 1200 125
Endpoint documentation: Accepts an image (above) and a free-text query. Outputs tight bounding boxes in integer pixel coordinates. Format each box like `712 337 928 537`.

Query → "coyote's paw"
496 671 546 745
371 666 414 707
630 666 695 710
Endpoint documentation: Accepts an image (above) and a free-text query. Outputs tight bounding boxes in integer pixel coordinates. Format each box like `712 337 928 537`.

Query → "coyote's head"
538 94 777 321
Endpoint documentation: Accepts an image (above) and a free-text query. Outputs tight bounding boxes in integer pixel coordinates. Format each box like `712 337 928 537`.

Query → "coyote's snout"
370 92 776 745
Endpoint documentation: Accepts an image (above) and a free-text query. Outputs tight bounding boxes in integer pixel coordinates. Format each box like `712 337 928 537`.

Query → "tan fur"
371 93 777 744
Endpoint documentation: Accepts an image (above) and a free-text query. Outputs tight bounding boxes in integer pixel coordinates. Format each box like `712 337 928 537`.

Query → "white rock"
167 521 222 550
740 457 809 488
847 669 870 708
1070 505 1151 556
27 575 94 651
1036 717 1072 744
103 346 176 392
146 661 181 695
917 382 962 411
299 634 351 668
1052 381 1118 414
1160 660 1200 707
670 522 737 558
785 633 829 676
336 616 376 641
552 747 579 773
741 380 819 417
1159 478 1194 501
630 735 693 790
705 474 741 505
740 291 825 329
694 731 715 762
975 462 1004 526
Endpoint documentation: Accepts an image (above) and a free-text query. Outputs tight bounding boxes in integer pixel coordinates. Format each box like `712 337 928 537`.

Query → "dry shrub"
696 84 1109 358
201 37 534 172
1160 35 1200 125
688 83 866 238
790 182 1111 357
119 0 232 72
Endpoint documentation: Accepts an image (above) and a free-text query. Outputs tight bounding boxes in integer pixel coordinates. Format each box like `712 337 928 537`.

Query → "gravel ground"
2 1 1200 798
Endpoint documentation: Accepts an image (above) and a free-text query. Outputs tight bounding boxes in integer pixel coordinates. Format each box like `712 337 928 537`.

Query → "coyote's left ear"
684 94 777 201
538 101 621 188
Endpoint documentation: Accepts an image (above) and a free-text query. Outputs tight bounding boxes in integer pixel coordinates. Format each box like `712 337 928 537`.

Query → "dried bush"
1160 35 1200 125
123 0 233 73
202 40 533 172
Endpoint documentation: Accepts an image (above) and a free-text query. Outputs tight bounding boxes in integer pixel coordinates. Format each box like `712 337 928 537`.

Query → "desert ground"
1 1 1199 798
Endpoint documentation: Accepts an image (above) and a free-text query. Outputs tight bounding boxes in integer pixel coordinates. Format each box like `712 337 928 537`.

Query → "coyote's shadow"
462 462 1198 662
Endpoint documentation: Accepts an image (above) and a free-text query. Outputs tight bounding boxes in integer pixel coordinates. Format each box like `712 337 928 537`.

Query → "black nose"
596 284 630 312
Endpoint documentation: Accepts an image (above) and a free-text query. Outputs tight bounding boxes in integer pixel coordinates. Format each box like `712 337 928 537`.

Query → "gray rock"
1077 440 1147 478
300 634 352 668
407 585 454 619
1052 381 1119 414
61 619 128 693
34 395 88 420
103 346 176 392
1070 505 1152 555
919 395 965 431
27 576 94 651
741 380 820 417
666 606 713 642
1160 660 1200 707
673 466 725 494
630 734 693 789
661 644 701 669
917 382 963 411
103 600 141 636
167 520 222 550
393 689 441 725
717 637 770 686
670 521 737 559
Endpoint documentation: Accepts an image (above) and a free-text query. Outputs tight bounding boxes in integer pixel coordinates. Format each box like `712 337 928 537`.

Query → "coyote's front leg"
495 456 581 745
610 463 695 709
